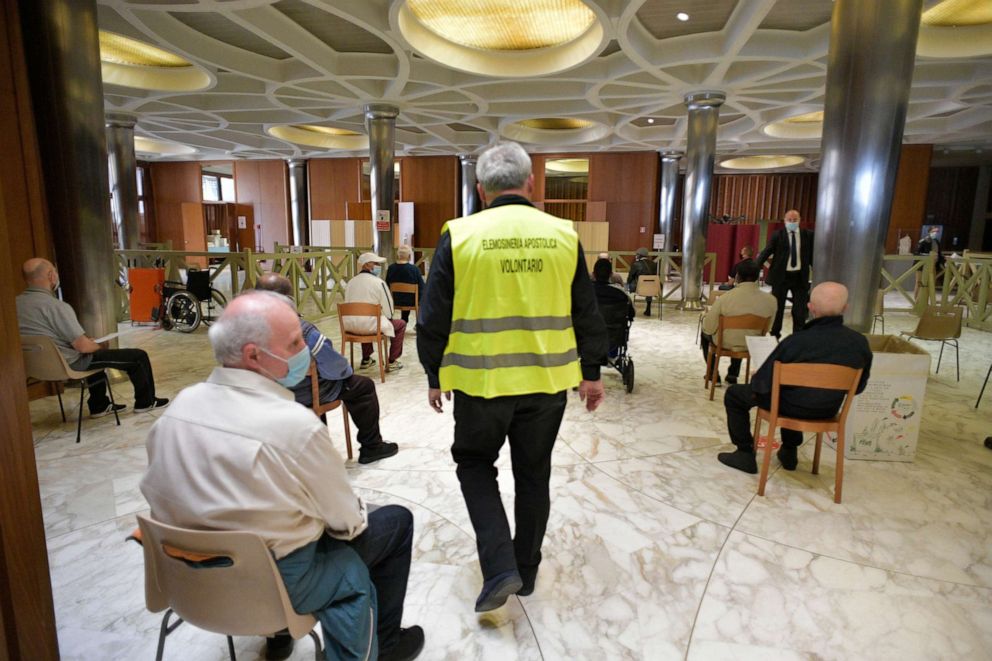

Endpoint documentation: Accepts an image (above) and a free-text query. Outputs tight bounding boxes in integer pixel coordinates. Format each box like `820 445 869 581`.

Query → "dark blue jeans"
277 505 413 659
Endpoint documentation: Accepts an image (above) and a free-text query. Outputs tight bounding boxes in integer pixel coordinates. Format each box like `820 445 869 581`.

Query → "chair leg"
56 388 66 423
155 609 184 661
953 340 959 382
812 432 823 475
704 346 714 385
349 341 354 369
308 629 323 661
709 353 719 401
757 420 776 497
744 356 751 384
377 338 386 384
834 430 845 504
752 414 761 455
342 404 353 460
105 374 121 427
936 340 945 374
76 381 86 444
227 635 236 661
976 361 992 408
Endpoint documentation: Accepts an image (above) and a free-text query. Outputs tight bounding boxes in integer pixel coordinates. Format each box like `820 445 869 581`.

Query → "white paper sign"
237 215 247 229
653 233 665 250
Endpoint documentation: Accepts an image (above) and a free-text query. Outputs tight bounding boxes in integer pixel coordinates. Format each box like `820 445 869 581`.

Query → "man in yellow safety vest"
417 141 608 613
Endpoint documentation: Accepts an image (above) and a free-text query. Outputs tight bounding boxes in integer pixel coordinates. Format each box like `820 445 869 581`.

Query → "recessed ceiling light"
676 12 690 22
721 155 805 170
646 118 655 124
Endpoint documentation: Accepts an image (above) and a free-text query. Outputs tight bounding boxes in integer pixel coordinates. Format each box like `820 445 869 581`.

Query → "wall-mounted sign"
237 215 247 229
375 209 391 232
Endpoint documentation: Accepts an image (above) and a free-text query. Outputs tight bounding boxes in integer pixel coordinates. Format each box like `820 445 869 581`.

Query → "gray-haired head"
207 290 295 366
476 141 532 197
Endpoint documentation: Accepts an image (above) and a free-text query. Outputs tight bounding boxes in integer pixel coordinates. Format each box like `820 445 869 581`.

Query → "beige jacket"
702 282 778 350
343 271 395 337
140 367 367 560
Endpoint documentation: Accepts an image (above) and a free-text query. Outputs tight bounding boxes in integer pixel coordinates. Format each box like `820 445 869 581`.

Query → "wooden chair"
136 514 325 661
389 282 419 323
337 302 386 384
704 313 771 401
20 335 122 443
899 305 963 381
696 288 728 343
306 362 353 461
754 361 863 504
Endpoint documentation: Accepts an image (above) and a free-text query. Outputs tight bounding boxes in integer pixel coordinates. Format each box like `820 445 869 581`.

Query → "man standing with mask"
754 209 814 338
140 291 424 661
418 141 608 613
345 252 406 371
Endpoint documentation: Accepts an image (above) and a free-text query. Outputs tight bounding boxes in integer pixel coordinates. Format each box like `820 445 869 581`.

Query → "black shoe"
475 570 523 612
777 445 798 471
90 403 128 418
265 634 294 661
380 626 425 661
725 374 738 385
643 308 652 317
134 397 170 413
717 449 758 474
358 441 399 464
517 566 538 597
359 357 376 369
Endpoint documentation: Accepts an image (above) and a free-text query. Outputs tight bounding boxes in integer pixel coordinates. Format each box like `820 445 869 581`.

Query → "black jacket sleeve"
572 243 608 380
755 230 779 269
416 232 455 389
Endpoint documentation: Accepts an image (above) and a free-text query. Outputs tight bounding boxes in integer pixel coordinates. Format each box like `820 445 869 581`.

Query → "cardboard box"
830 335 931 462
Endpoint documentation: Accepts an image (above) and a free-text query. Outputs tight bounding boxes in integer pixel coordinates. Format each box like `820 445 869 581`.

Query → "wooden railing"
599 250 718 302
937 253 992 330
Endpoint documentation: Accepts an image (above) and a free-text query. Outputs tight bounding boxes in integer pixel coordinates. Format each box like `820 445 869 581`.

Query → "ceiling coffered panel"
98 0 992 167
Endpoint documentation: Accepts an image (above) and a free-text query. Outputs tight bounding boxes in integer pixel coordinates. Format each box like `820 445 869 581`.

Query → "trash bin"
128 268 165 323
829 334 931 462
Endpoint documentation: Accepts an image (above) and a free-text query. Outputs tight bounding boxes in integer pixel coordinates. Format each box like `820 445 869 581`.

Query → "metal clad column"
365 103 398 262
19 0 118 339
459 154 480 216
658 151 681 253
680 92 724 310
106 113 140 250
288 159 310 246
814 0 922 330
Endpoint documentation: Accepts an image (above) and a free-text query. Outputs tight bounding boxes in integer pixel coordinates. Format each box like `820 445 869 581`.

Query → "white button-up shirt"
140 367 367 559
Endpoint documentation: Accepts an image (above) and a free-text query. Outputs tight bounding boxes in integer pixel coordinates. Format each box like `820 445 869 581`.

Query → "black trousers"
700 332 742 379
81 348 156 413
314 374 383 448
452 390 567 580
724 384 837 451
770 272 810 337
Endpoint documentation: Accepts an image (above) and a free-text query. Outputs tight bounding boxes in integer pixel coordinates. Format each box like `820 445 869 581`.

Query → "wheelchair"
598 297 635 393
158 268 227 333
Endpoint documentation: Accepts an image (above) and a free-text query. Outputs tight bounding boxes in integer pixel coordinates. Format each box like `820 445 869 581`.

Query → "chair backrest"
186 269 212 301
769 361 863 423
635 275 661 297
715 313 771 347
136 514 315 639
389 282 419 307
337 302 383 339
913 305 963 340
307 360 320 413
20 335 78 381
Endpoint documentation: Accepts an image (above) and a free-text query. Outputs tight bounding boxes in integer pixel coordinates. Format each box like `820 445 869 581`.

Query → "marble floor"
31 302 992 660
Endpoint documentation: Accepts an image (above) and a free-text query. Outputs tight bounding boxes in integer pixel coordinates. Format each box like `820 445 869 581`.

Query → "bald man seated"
254 273 399 464
16 257 168 417
718 282 872 474
140 291 423 661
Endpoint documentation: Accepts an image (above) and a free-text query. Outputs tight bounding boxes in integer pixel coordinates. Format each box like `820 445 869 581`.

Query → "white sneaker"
387 361 404 372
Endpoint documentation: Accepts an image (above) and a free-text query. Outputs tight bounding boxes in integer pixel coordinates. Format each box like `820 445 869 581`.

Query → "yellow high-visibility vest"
439 204 581 398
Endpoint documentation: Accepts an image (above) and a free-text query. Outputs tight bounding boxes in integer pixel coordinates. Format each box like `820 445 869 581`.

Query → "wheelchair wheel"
624 357 635 394
201 289 227 326
165 291 201 333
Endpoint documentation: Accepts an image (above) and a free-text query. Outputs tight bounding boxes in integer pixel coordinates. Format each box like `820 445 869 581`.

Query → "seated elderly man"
254 273 399 464
16 257 168 416
139 291 423 661
344 252 406 371
592 258 635 358
701 260 777 385
718 282 872 474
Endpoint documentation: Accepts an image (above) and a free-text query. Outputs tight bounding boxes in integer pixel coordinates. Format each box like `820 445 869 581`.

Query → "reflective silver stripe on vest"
449 316 572 334
441 349 578 370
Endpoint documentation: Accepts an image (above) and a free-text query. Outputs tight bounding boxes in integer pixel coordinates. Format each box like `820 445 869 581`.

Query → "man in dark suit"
755 209 814 338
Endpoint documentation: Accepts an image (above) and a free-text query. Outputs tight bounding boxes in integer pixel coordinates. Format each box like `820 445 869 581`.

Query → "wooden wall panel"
0 2 60 657
588 152 659 252
887 144 933 252
401 155 459 247
309 158 362 221
148 162 201 249
707 173 819 224
234 159 289 251
924 165 978 251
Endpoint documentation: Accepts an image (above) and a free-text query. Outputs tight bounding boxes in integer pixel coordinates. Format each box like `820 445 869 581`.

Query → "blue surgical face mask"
371 265 382 277
259 345 311 388
785 221 799 232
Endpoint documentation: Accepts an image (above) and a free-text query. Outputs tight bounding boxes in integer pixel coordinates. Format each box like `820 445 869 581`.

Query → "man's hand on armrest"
72 335 102 354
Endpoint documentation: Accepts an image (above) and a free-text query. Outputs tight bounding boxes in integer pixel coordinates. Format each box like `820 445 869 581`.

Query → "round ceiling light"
99 31 211 92
501 116 610 145
676 12 690 22
720 155 806 170
918 0 992 57
267 124 369 151
545 158 589 174
396 0 605 77
763 110 823 139
134 136 196 156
